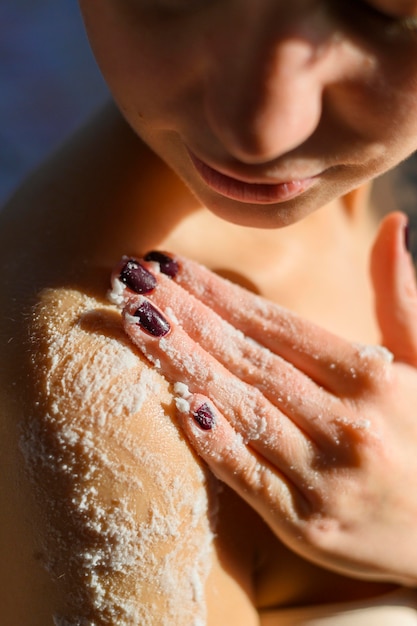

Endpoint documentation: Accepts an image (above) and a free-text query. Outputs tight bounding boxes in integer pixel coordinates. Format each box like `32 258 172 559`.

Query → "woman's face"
79 0 417 227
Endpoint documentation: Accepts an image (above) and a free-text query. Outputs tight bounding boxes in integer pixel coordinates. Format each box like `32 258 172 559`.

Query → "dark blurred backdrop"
0 0 108 205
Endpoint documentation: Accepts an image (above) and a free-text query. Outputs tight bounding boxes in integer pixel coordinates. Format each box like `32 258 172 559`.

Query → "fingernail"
144 251 179 278
192 403 216 430
404 221 411 253
120 259 157 294
133 301 170 337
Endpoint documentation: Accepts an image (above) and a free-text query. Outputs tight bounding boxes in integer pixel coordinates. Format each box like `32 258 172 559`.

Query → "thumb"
370 211 417 366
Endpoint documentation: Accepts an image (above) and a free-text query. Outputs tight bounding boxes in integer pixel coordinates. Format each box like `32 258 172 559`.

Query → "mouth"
187 150 319 205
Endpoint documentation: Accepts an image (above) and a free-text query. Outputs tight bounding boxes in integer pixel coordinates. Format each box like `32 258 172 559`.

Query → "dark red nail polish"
120 259 157 294
404 221 411 253
133 301 170 337
193 403 216 430
144 251 179 278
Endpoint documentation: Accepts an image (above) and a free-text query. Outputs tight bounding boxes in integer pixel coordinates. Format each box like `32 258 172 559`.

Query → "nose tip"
209 90 322 164
205 39 323 164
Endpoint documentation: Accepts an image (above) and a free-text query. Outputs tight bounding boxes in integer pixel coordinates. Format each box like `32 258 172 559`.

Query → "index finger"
146 252 393 395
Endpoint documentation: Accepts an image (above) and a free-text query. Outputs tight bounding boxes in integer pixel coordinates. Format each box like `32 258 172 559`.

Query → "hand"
111 212 417 586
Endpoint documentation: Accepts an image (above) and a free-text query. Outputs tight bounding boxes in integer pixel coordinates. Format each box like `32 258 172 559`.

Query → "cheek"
344 47 417 165
81 4 205 124
371 74 417 163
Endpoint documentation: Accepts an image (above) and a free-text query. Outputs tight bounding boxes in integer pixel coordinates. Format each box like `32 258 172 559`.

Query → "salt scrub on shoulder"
22 289 216 625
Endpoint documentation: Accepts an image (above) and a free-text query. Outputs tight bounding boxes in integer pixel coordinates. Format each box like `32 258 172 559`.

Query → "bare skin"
3 0 417 622
1 103 417 625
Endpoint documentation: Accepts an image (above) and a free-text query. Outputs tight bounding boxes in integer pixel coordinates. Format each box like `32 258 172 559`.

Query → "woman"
1 1 417 623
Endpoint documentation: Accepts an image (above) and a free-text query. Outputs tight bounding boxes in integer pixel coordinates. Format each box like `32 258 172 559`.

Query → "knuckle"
299 513 346 554
241 456 271 496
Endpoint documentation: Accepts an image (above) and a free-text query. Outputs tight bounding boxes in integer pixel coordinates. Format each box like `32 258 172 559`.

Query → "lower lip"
188 152 317 205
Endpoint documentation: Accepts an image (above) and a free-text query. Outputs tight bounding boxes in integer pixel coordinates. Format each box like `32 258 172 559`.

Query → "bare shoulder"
26 287 214 624
0 285 258 624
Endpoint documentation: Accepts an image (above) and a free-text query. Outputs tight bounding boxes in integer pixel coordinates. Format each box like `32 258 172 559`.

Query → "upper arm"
7 288 258 625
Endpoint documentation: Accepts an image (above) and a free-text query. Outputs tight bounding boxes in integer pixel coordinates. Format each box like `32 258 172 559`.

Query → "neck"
162 183 377 275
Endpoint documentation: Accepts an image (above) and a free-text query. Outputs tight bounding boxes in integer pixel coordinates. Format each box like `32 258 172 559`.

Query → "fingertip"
371 211 411 291
175 391 228 451
191 401 217 431
123 296 172 338
109 256 159 307
175 391 218 432
371 212 417 365
174 392 253 494
143 250 180 279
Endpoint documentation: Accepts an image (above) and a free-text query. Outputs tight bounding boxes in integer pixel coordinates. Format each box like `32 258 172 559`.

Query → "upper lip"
187 147 324 185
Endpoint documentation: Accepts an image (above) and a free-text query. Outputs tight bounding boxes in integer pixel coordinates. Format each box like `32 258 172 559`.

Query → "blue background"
0 0 108 205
